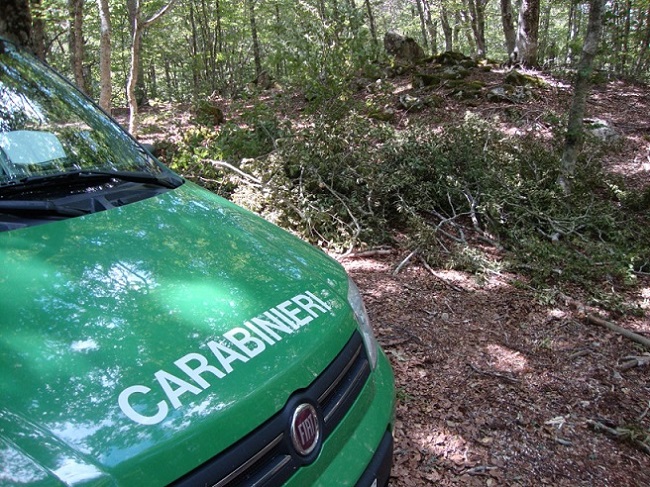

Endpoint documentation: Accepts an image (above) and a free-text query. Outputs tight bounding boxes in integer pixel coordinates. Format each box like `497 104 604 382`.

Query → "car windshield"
0 40 165 187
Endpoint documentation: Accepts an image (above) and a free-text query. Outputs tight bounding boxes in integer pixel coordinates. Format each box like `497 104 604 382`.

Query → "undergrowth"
169 108 650 312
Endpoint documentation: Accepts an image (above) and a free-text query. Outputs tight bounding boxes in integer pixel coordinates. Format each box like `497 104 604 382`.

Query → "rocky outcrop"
384 31 425 64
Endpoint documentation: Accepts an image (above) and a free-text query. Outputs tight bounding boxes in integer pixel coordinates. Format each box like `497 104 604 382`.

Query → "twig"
467 363 520 383
619 354 650 371
393 249 419 275
340 248 395 259
418 256 465 292
206 159 262 185
462 465 498 476
587 419 650 455
639 401 650 422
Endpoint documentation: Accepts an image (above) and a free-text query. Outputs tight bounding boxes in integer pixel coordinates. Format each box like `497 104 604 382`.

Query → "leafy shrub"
171 108 649 303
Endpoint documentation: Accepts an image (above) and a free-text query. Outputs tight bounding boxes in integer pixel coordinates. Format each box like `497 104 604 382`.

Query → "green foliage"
181 110 650 305
169 104 286 194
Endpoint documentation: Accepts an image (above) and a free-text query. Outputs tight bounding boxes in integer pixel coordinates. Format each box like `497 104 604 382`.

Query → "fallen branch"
206 159 263 185
618 354 650 371
393 249 419 275
587 419 650 455
467 363 520 384
585 314 650 349
341 248 395 259
418 256 465 292
462 465 499 476
558 293 650 350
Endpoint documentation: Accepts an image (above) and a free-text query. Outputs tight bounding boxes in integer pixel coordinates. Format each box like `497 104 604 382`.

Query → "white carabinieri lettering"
118 290 335 425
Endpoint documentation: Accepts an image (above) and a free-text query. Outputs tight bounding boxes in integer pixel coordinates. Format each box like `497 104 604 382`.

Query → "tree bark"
500 0 516 56
29 0 45 59
127 0 178 136
415 0 430 53
440 3 453 51
68 0 88 93
559 0 606 192
422 0 437 53
514 0 540 66
466 0 487 59
97 0 112 111
247 0 263 84
634 2 650 74
364 0 378 50
0 0 34 51
537 1 551 65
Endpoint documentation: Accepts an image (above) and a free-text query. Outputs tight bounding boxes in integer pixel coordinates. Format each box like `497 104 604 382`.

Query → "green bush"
171 108 649 306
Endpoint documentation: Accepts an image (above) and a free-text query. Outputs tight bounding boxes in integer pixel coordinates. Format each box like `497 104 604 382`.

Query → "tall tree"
514 0 540 66
466 0 488 59
440 2 453 51
422 0 438 53
364 0 378 49
559 0 606 192
247 0 263 84
96 0 112 110
500 0 516 55
126 0 178 136
68 0 88 93
29 0 45 59
415 0 430 53
0 0 34 50
635 1 650 74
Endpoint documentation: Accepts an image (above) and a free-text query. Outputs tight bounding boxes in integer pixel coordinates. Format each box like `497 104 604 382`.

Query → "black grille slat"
171 331 370 487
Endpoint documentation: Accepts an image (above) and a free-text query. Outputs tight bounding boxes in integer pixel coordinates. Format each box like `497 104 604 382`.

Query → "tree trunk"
29 0 45 59
364 0 378 50
422 0 438 53
514 0 540 66
559 0 606 192
0 0 33 50
634 2 650 74
97 0 112 111
500 0 516 56
565 0 582 65
440 3 453 51
458 10 476 55
538 1 551 65
126 0 178 136
126 1 143 136
188 2 200 97
620 0 631 73
415 0 430 53
247 0 263 84
466 0 487 59
68 0 88 93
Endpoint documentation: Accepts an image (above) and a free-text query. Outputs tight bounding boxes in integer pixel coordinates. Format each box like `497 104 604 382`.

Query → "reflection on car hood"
0 182 354 485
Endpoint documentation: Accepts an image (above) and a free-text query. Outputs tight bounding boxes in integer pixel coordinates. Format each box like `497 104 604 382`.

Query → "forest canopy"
5 0 650 109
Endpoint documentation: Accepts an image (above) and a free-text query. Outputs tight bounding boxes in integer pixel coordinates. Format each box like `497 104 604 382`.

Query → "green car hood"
0 182 356 486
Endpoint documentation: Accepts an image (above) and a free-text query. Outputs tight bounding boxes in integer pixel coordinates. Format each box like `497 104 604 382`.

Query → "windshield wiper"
0 199 88 217
0 169 182 194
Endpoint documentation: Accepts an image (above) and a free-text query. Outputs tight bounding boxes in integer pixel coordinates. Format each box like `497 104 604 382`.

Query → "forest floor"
342 70 650 486
133 63 650 486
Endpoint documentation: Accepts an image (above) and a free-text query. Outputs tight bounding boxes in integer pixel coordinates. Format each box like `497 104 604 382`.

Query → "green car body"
0 41 394 486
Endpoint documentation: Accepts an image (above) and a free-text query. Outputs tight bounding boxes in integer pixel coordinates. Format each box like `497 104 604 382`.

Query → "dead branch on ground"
559 293 650 350
618 354 650 371
587 419 650 455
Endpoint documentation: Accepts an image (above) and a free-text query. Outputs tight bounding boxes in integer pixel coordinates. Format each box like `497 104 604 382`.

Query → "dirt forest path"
344 257 650 486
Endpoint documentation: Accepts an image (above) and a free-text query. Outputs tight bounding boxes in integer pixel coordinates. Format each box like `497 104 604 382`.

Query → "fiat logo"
290 403 321 457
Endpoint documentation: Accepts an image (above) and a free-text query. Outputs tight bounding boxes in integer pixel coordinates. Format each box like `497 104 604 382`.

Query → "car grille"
170 330 371 487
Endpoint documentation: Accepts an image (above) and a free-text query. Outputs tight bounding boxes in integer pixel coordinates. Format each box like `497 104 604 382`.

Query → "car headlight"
347 277 378 369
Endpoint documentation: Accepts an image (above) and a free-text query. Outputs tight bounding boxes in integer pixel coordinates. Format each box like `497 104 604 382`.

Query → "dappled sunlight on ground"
344 256 650 486
483 343 529 373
